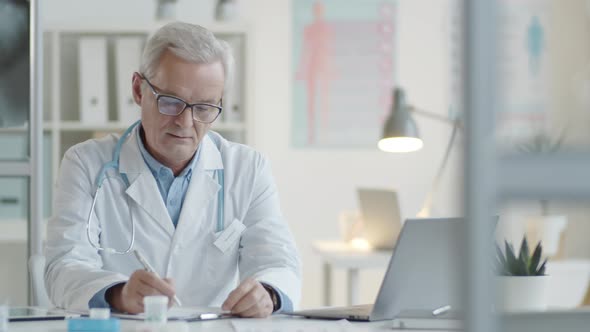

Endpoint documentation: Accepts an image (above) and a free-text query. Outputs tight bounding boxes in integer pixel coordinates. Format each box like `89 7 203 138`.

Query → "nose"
174 105 194 128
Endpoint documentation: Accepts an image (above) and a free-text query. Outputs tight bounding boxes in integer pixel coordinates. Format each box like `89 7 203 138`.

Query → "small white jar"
143 296 169 324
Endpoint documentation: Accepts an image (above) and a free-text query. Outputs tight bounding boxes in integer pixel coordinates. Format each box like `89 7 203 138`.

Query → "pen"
133 249 182 306
198 313 220 320
198 311 233 320
432 305 451 316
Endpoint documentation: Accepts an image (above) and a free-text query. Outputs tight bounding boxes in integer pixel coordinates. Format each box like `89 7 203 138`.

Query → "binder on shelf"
115 37 143 125
78 37 108 124
220 35 244 123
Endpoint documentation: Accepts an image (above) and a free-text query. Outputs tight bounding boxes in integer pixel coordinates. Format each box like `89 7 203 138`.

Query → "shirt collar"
136 125 200 179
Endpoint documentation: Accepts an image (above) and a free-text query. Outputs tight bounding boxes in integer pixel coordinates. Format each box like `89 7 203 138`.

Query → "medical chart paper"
111 306 231 321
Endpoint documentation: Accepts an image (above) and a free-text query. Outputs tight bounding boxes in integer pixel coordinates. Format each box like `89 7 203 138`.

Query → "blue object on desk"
67 318 120 332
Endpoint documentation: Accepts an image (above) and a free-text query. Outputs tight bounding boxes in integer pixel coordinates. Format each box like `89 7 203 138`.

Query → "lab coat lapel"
174 135 224 240
119 126 175 237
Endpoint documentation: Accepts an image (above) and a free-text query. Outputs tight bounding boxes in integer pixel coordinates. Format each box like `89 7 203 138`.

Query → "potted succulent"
495 237 550 311
518 131 568 258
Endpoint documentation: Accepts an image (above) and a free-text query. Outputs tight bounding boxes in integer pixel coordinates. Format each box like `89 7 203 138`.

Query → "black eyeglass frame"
139 73 223 124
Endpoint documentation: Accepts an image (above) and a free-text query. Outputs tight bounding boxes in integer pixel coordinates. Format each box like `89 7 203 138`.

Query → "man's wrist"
261 283 280 312
105 283 125 311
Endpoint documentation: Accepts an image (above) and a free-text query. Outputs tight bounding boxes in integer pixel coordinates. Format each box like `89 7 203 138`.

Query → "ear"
131 72 143 106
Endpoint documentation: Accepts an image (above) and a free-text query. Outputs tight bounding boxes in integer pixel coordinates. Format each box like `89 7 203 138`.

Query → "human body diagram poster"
292 0 396 148
496 0 551 142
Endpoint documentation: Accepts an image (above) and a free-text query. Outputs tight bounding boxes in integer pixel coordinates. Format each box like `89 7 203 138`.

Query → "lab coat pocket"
213 218 246 254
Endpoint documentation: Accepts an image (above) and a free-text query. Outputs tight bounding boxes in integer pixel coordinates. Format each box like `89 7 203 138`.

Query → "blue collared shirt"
89 127 292 312
136 126 200 227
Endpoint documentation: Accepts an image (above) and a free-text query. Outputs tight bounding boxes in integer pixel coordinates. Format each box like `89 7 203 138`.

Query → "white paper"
111 306 228 321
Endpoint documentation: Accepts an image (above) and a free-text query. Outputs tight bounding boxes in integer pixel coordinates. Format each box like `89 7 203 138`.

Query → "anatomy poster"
292 0 397 148
496 0 551 143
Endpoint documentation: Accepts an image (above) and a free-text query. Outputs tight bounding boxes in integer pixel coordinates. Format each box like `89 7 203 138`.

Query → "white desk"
6 315 406 332
313 241 391 306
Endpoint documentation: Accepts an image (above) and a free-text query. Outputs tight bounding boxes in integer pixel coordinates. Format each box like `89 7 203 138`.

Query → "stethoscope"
86 120 225 255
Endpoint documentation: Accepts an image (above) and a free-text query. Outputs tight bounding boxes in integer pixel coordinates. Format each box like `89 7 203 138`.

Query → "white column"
347 268 360 306
323 262 332 306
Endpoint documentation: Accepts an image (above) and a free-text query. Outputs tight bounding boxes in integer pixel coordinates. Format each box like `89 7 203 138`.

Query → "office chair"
28 254 51 307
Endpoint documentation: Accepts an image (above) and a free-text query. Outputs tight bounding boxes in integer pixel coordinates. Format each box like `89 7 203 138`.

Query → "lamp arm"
410 107 459 126
416 119 461 217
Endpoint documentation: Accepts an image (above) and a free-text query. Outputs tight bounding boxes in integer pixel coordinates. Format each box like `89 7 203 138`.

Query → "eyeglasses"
139 74 223 124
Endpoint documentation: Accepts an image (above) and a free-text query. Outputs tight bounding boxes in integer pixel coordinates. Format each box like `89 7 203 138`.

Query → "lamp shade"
378 88 424 153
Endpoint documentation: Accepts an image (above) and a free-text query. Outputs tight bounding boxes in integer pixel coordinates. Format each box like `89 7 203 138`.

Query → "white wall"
38 0 461 308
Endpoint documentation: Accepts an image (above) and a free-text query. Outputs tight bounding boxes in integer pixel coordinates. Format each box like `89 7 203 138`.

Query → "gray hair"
139 22 234 94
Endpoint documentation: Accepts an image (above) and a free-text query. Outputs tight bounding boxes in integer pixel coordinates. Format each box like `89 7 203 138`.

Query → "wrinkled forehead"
149 54 225 103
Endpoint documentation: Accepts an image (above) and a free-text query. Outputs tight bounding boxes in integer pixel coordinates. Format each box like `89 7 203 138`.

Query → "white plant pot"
546 259 590 308
497 276 549 312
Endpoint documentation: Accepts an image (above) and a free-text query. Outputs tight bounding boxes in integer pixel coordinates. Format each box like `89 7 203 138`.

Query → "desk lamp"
379 88 461 217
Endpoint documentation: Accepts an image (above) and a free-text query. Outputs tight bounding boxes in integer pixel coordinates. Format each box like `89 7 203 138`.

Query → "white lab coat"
44 127 301 311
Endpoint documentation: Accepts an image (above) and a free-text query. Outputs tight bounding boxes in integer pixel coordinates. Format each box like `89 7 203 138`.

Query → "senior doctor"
44 22 301 318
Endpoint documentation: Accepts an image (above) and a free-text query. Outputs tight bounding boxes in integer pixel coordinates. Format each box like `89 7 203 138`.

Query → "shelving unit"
0 20 253 223
465 1 590 331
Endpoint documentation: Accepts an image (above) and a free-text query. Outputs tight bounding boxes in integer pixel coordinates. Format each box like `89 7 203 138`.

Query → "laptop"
288 217 464 321
357 188 402 249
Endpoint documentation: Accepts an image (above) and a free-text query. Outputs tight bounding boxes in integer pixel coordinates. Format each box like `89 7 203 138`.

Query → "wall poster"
292 0 397 148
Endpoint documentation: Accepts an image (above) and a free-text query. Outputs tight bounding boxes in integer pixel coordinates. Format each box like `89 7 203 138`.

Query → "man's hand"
107 270 176 314
222 278 274 318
